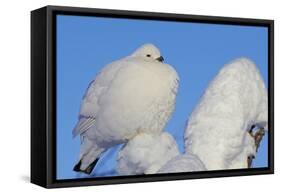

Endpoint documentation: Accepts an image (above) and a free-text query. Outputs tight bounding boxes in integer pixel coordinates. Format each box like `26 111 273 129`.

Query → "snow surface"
117 132 180 175
184 58 268 170
158 153 206 173
73 44 179 171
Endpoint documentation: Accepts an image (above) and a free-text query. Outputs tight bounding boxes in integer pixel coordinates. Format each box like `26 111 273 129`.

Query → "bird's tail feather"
74 140 105 174
73 158 100 174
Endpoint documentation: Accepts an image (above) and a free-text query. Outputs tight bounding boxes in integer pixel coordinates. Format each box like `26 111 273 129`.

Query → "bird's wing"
72 59 128 137
72 117 96 137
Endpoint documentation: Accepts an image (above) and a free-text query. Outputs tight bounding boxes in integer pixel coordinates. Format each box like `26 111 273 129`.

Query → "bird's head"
130 43 164 63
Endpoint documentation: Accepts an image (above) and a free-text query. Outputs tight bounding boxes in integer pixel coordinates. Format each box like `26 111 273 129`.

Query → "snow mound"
184 58 268 170
158 153 206 173
117 132 180 175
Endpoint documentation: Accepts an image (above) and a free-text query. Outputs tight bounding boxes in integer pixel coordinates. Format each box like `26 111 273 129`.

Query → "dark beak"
156 56 164 62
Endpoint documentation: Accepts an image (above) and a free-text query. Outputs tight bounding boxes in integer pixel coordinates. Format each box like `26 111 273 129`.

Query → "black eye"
146 54 151 57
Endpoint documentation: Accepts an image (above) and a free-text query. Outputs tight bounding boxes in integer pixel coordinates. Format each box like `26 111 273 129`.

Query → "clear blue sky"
56 14 268 180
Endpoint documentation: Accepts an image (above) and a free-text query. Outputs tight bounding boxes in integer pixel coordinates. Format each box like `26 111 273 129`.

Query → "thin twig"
247 126 265 168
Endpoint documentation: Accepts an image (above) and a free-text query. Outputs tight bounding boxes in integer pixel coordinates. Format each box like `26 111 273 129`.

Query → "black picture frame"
31 5 274 188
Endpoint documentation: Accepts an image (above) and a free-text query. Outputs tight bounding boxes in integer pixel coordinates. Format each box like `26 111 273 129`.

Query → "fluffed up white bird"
184 58 268 170
72 44 179 174
117 132 180 175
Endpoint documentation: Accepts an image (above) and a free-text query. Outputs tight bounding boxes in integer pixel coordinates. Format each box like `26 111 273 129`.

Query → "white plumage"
117 132 180 175
73 44 179 174
184 58 268 170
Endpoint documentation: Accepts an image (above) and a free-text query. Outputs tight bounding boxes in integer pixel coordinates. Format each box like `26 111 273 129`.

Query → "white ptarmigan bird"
117 132 206 175
72 44 179 174
184 58 268 170
117 132 180 175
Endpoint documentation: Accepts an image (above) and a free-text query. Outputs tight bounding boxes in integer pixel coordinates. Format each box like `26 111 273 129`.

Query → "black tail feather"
73 160 82 172
73 158 100 175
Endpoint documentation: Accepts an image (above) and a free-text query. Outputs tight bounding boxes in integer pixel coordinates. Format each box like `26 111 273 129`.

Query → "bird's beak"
156 56 164 62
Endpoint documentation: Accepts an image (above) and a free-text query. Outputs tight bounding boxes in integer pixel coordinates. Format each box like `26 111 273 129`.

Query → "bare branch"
247 127 265 168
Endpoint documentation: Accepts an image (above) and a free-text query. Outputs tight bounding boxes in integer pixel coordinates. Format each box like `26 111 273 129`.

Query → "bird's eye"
146 54 151 57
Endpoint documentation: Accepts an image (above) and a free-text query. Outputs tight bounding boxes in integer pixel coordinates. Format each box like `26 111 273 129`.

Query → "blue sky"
56 15 268 180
